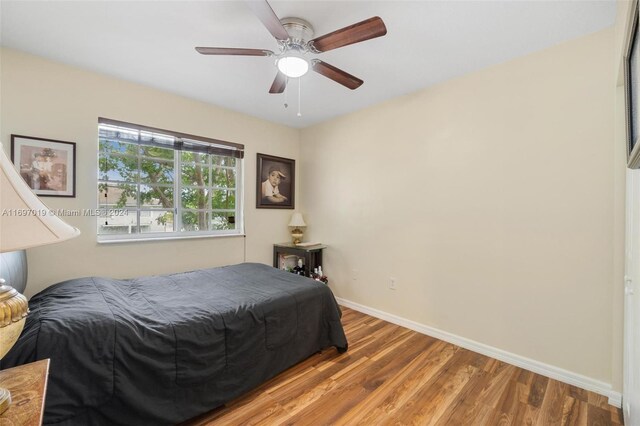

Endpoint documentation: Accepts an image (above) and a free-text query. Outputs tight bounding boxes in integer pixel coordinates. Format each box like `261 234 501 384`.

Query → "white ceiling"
0 1 616 129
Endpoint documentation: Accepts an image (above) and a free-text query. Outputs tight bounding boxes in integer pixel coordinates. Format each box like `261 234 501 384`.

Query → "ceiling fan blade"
269 71 287 94
244 0 289 41
311 60 363 90
195 47 273 56
308 16 387 53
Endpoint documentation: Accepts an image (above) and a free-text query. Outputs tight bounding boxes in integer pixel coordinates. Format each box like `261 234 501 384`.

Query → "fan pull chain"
297 77 302 117
284 76 289 109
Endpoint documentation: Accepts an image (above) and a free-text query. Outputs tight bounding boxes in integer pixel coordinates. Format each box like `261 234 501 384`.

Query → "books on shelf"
295 242 322 247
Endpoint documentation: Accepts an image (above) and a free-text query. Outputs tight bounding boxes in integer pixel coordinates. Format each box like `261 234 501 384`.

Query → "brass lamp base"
291 228 304 245
0 283 29 359
0 281 29 416
0 387 10 415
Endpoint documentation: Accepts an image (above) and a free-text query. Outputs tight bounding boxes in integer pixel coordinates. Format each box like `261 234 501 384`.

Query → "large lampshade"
288 212 306 228
0 141 80 414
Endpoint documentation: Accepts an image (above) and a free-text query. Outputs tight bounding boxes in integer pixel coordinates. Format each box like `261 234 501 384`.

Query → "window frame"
97 118 244 243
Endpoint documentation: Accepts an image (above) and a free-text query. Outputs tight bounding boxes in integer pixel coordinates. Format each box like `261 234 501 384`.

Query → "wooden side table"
273 243 327 278
0 359 49 426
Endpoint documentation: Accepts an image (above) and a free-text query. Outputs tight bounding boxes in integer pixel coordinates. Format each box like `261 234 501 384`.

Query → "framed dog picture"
256 153 295 209
11 134 77 197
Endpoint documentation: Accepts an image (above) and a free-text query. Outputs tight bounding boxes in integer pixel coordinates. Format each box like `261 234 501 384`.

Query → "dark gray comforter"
1 263 347 425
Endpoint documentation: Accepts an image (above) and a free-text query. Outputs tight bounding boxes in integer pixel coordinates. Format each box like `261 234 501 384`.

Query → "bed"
1 259 348 425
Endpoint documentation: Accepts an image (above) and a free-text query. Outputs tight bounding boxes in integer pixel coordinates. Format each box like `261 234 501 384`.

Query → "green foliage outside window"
98 133 239 235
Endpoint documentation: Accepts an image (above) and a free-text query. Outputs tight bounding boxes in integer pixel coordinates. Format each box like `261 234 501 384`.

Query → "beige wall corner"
301 28 618 385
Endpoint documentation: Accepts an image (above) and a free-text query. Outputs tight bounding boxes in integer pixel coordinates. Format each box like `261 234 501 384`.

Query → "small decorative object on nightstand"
288 212 306 245
292 258 306 275
311 266 328 284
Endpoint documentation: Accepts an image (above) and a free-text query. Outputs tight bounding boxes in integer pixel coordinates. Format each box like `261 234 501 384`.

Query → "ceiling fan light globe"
277 56 309 78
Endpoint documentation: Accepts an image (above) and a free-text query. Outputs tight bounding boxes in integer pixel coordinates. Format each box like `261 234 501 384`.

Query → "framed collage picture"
11 134 76 197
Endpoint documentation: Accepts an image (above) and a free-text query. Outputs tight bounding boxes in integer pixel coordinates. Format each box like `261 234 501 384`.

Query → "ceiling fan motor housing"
280 17 314 49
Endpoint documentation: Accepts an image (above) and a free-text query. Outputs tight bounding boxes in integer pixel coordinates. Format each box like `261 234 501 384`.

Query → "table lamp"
288 212 306 245
0 142 80 414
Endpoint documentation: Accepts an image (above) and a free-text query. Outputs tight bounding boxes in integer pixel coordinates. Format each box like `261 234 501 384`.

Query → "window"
97 118 244 242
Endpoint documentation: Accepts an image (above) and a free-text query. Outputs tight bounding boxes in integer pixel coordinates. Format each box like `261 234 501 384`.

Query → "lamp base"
0 387 11 415
291 228 304 245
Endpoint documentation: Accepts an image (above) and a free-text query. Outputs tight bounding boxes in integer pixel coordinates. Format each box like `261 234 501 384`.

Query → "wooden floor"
185 307 623 426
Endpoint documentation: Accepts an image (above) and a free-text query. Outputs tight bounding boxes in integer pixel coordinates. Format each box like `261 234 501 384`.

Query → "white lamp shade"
0 143 80 252
288 212 306 228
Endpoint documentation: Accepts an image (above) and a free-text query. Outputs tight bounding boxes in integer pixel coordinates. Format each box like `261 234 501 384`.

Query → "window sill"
97 232 245 244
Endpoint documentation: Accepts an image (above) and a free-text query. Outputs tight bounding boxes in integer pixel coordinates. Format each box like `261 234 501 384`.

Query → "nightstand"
0 359 49 425
273 243 326 278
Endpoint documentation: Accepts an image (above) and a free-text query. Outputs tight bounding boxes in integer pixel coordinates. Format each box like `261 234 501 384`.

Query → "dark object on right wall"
625 0 640 168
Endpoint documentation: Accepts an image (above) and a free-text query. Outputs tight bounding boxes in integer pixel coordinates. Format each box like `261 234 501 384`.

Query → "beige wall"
300 29 618 385
0 48 300 298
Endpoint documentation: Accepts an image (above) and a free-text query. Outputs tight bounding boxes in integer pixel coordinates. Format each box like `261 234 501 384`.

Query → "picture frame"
11 134 76 197
625 1 640 168
256 153 295 209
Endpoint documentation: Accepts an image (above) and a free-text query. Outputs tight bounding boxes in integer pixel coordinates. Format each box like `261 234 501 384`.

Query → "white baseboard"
336 297 622 408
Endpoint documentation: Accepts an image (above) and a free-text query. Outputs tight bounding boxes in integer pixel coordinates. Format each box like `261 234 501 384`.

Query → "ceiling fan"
195 0 387 93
